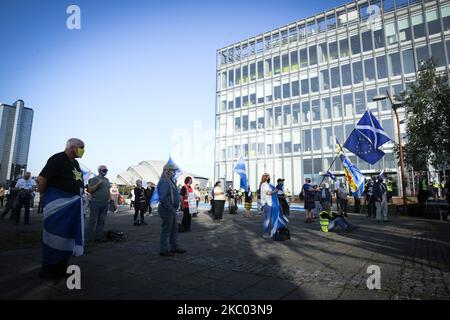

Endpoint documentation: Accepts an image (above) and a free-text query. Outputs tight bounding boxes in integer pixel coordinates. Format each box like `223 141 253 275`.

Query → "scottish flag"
269 184 289 237
234 156 248 190
343 110 391 165
150 156 182 207
338 144 365 198
43 187 84 267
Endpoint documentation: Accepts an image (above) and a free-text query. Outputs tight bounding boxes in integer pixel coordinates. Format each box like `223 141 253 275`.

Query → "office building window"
307 20 316 36
282 54 289 73
228 100 234 110
283 83 290 99
327 13 336 30
243 115 249 131
258 116 264 129
274 56 281 74
302 101 310 123
334 124 344 142
431 42 446 67
426 8 440 35
319 42 328 63
374 29 385 49
300 48 308 68
311 76 319 93
389 52 402 76
343 93 353 117
366 88 378 111
228 70 234 87
303 130 312 152
402 49 415 74
284 141 292 154
443 4 450 31
382 119 395 141
323 127 333 151
235 97 241 109
332 95 342 118
313 128 322 150
250 93 256 105
292 103 300 124
376 55 388 79
265 58 272 77
257 61 264 79
378 86 390 111
416 45 429 67
250 119 256 130
320 69 329 90
331 66 340 88
341 64 351 86
235 117 241 130
312 99 320 121
274 106 282 127
292 80 300 97
309 45 317 66
267 144 273 155
350 34 361 55
291 50 299 70
329 41 338 60
283 104 291 126
354 91 365 115
266 107 273 128
362 30 373 52
304 159 312 175
322 97 331 120
398 16 412 42
364 58 375 81
352 61 363 84
412 11 426 38
385 22 398 45
340 38 350 58
235 68 241 85
301 79 309 95
250 63 256 81
384 0 394 12
243 65 249 83
274 85 281 100
242 95 249 107
258 143 264 156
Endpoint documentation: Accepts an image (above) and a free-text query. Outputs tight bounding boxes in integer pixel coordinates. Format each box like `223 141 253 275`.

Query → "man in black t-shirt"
37 138 85 281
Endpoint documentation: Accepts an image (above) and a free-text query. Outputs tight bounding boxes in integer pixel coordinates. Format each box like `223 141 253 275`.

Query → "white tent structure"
113 160 211 188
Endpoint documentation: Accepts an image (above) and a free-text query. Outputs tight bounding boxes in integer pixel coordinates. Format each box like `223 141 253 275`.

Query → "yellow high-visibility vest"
433 181 439 189
319 211 332 232
386 181 393 192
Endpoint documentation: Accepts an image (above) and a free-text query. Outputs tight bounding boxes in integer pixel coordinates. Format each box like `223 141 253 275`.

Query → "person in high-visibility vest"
319 204 357 232
386 178 394 204
432 178 440 199
417 174 429 205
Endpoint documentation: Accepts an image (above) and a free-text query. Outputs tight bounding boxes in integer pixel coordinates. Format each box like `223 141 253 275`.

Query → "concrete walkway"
1 205 449 300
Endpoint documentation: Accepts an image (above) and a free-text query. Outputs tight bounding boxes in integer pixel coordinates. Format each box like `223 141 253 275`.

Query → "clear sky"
1 0 346 180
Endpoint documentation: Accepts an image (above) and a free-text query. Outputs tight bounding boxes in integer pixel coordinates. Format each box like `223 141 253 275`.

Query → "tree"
399 59 450 172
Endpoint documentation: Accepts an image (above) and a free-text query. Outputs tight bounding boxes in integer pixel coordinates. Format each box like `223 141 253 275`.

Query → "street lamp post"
372 92 408 214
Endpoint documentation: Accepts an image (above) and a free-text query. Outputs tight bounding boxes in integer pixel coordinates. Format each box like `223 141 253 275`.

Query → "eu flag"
344 129 385 165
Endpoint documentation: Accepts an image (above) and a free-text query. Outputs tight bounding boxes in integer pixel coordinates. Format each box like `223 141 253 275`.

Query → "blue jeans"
262 204 272 235
158 206 179 252
86 201 108 241
328 217 352 231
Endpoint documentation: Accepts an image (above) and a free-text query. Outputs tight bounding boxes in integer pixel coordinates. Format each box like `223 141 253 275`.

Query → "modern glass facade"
0 100 34 185
215 0 450 194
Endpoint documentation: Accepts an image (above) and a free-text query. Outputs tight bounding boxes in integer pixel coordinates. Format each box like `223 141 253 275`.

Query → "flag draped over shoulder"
43 187 84 266
234 156 248 190
269 184 289 237
150 156 182 207
343 110 391 165
338 142 365 198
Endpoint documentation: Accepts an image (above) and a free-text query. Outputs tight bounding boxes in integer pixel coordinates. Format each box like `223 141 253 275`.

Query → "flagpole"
318 139 344 187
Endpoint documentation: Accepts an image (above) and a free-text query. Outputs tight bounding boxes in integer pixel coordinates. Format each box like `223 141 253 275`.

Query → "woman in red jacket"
180 176 198 232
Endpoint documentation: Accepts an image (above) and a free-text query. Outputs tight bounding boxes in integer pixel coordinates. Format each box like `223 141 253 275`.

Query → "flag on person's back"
150 156 182 207
338 139 365 197
42 187 84 267
270 185 289 237
234 156 248 190
343 110 391 165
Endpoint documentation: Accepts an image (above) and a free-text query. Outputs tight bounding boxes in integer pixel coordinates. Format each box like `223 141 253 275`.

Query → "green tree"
399 59 450 171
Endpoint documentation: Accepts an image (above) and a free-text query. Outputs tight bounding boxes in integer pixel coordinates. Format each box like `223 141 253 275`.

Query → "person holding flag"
36 138 85 281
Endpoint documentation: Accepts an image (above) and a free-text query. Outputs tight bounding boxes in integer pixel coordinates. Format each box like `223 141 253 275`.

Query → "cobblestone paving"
0 205 449 300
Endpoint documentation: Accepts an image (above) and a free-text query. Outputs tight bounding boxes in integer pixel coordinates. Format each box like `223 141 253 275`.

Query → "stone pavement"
1 204 450 300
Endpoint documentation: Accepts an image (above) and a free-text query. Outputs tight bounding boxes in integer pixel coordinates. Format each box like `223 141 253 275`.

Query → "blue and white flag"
79 163 95 186
343 110 391 165
338 138 365 198
42 187 84 267
234 156 248 191
270 184 289 237
379 170 385 179
325 170 337 181
150 156 182 208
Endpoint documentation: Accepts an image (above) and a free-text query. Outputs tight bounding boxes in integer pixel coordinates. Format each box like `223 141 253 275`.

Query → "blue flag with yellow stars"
343 129 385 165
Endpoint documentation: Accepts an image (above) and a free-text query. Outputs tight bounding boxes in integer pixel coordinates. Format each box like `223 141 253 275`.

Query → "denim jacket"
157 177 180 214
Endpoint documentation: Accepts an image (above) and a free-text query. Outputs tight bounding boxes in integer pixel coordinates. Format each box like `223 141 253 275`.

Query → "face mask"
76 147 85 158
267 178 270 183
100 170 107 177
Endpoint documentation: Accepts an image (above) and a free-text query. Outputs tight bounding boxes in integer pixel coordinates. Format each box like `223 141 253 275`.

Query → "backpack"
299 191 305 201
273 227 290 241
106 230 125 242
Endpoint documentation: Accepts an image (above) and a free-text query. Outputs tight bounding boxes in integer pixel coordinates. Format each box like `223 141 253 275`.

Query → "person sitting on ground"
319 204 357 233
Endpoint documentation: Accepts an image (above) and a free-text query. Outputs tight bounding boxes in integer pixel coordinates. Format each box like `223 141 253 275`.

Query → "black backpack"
273 227 290 241
106 230 125 242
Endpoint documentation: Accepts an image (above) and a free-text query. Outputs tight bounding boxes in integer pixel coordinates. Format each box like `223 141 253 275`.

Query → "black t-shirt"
39 152 84 195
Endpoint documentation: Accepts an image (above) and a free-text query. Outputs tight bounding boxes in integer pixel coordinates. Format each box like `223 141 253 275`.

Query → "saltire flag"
234 156 248 190
325 170 337 181
150 156 182 208
42 187 84 267
338 139 365 197
269 184 289 237
343 110 391 165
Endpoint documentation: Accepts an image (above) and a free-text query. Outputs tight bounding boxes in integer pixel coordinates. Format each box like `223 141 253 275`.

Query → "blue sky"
0 0 346 179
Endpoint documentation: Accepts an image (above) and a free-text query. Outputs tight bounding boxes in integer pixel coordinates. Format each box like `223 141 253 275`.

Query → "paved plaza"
1 204 450 300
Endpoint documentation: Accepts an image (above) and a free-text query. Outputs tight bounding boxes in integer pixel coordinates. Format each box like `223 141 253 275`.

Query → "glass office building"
215 0 450 195
0 100 34 185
